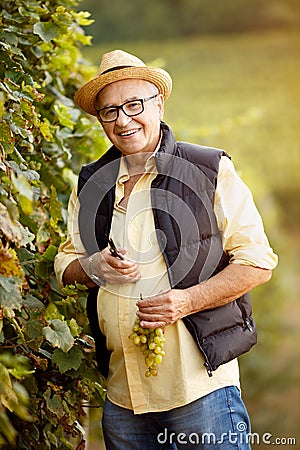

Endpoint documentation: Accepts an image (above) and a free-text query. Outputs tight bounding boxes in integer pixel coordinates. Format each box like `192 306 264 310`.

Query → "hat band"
100 65 134 75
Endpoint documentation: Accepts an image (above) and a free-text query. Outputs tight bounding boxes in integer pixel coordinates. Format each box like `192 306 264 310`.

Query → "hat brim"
74 66 172 116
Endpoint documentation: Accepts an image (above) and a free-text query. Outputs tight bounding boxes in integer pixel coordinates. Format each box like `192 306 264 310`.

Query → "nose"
115 108 132 127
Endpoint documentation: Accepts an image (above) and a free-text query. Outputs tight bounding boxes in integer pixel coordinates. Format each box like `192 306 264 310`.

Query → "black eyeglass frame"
95 94 159 123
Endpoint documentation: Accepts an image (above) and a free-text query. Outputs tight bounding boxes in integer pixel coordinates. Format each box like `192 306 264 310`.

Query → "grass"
82 29 300 448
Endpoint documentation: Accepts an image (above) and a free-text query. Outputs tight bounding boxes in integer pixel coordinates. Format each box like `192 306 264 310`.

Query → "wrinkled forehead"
95 79 158 106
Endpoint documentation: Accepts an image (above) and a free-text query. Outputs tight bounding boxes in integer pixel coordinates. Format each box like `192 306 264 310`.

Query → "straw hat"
74 49 172 116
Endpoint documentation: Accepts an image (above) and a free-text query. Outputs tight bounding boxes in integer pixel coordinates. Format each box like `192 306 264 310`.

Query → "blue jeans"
102 386 252 449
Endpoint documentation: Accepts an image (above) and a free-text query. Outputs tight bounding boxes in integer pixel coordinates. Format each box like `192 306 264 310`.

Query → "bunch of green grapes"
129 317 166 378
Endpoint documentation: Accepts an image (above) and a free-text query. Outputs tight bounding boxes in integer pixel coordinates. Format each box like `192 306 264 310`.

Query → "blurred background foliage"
80 0 300 448
81 0 300 42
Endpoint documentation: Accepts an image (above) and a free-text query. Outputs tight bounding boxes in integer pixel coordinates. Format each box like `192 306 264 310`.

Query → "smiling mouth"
119 128 140 137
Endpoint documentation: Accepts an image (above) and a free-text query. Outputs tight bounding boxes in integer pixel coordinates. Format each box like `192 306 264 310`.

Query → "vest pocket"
183 303 257 377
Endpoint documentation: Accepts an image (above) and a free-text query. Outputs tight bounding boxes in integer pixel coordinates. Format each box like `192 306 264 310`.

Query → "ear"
157 94 165 121
96 116 104 129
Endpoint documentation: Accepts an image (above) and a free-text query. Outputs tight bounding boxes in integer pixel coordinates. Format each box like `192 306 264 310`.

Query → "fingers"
138 320 166 329
92 248 141 284
137 312 168 329
137 292 169 315
136 290 187 328
136 292 170 327
105 251 135 269
105 251 140 279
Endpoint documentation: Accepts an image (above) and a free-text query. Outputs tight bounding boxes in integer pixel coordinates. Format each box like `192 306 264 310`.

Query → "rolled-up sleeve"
54 188 87 287
214 156 278 269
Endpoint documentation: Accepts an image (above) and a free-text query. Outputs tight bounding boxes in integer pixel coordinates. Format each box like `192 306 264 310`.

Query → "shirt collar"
118 134 162 181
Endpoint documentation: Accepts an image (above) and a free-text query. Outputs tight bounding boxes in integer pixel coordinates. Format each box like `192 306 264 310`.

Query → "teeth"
120 129 138 136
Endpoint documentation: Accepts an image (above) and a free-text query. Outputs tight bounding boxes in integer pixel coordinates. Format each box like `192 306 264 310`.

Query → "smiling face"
95 79 164 156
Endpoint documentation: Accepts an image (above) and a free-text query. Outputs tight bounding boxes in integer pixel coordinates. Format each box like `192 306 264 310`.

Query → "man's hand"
62 247 140 287
136 289 191 328
90 248 141 285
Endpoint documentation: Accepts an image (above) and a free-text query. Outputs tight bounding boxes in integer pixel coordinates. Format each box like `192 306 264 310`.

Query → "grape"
129 304 166 378
154 354 163 365
140 335 147 344
133 335 141 345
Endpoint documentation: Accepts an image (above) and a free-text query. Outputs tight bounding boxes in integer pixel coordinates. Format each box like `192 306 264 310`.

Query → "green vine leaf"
52 347 83 374
11 172 33 214
0 121 14 144
0 203 23 244
41 245 57 262
49 186 62 228
0 276 22 310
34 245 57 280
68 318 82 337
43 319 74 352
33 22 60 43
44 387 64 419
0 359 32 440
54 103 75 129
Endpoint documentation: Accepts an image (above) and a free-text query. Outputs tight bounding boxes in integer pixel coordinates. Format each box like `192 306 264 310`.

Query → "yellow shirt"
55 154 278 414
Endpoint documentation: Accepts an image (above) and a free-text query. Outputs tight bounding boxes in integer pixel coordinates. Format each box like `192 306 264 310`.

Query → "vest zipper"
236 299 253 332
183 316 214 377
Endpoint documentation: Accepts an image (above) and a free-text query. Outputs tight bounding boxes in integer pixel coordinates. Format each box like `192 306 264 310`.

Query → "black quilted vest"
77 122 257 377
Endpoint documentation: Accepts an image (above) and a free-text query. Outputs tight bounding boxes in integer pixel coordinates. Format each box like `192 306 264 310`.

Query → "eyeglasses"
95 94 159 123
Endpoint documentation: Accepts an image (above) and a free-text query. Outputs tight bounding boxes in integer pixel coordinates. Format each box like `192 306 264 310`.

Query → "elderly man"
54 50 277 449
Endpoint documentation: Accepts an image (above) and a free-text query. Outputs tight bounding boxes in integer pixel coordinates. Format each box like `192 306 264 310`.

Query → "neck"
124 152 151 175
124 130 162 175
